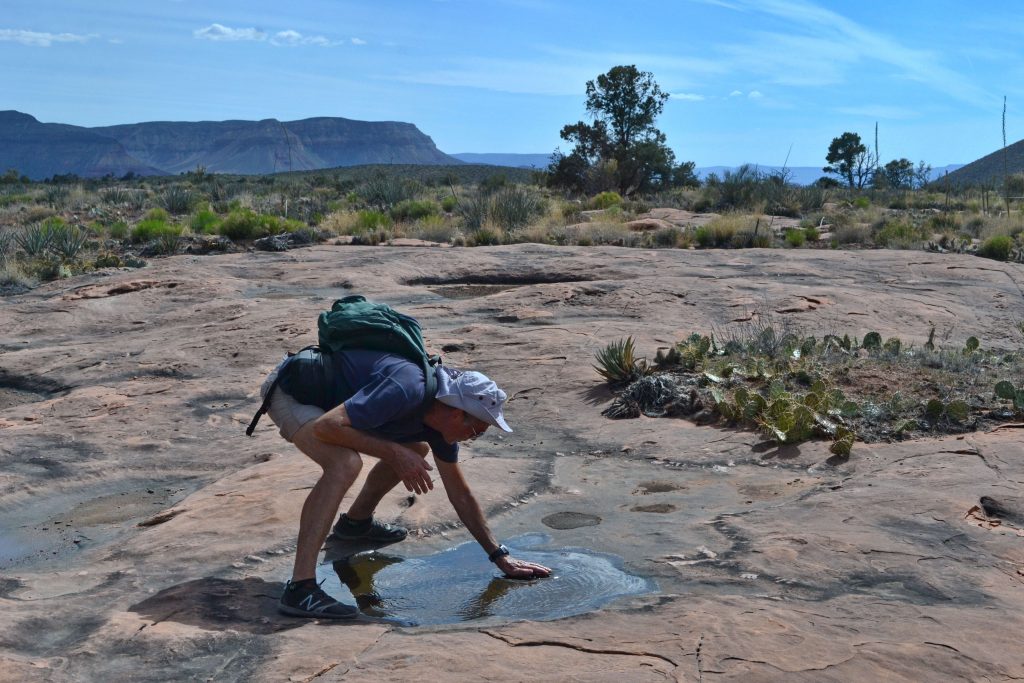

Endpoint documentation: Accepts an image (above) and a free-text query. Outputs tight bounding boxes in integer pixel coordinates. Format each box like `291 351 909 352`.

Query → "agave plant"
594 337 648 384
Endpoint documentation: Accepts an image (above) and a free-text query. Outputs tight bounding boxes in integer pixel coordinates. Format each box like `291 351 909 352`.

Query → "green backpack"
247 295 440 436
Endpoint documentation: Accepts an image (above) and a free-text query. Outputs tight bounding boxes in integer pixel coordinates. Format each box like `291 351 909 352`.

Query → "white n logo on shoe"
299 594 323 612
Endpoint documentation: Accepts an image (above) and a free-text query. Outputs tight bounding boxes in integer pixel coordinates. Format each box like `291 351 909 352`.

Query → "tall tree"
823 132 873 189
549 65 678 195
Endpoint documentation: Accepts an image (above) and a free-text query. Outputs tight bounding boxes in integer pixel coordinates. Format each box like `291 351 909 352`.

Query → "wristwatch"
488 544 510 563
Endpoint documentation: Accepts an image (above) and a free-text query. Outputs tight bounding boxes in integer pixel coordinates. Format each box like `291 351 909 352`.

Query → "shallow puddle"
318 533 655 626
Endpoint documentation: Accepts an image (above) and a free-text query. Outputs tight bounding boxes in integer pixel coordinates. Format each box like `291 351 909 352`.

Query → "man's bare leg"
289 421 364 581
346 442 429 520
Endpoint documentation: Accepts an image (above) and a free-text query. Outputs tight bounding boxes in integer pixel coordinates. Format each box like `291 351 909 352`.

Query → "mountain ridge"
1 111 460 179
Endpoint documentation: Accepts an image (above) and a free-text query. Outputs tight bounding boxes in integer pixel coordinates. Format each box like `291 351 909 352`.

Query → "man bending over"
259 347 551 618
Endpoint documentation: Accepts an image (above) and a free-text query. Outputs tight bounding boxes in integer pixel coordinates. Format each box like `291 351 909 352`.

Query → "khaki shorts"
260 359 325 442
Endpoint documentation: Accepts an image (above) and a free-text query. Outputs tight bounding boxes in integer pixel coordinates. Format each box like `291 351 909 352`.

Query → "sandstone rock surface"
1 244 1023 681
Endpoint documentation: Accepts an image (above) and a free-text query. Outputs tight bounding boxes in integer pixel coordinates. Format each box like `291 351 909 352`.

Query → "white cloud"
748 90 763 98
671 92 705 101
351 37 367 45
193 24 267 42
0 29 92 47
271 30 331 46
729 90 743 97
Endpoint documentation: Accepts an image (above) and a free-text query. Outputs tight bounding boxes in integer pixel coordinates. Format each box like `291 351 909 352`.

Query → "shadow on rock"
131 577 311 634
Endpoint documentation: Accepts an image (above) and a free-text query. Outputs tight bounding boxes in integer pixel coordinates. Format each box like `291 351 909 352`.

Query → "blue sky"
2 0 1021 167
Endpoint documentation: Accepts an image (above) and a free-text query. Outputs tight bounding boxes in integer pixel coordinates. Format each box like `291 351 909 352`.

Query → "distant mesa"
0 111 460 180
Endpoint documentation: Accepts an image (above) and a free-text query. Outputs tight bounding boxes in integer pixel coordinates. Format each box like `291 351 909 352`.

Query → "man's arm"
434 459 551 579
312 403 434 495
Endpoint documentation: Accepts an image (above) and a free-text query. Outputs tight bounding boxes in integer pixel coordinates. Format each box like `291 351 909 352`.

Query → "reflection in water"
318 533 655 626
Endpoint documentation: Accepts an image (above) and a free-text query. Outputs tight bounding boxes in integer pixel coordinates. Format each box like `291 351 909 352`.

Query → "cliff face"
0 111 460 179
0 111 163 179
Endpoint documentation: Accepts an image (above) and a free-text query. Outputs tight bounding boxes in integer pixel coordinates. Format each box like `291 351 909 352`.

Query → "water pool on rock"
318 533 656 626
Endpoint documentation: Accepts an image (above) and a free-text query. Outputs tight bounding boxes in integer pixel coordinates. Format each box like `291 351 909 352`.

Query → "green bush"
390 199 439 222
804 225 820 241
159 186 195 215
218 209 302 240
132 218 182 243
785 228 806 247
468 227 502 246
144 207 170 222
190 209 221 234
489 186 543 231
978 235 1013 261
852 196 870 209
592 191 623 209
875 220 926 248
441 196 458 212
108 221 129 240
355 210 393 233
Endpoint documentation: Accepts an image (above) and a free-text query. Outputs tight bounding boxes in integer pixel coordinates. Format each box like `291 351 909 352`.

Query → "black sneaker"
278 579 359 619
331 514 408 543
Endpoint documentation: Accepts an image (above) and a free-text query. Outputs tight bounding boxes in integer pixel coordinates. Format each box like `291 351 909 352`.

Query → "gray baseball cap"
434 365 513 432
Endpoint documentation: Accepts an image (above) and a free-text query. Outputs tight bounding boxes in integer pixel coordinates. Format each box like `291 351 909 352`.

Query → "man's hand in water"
496 555 551 579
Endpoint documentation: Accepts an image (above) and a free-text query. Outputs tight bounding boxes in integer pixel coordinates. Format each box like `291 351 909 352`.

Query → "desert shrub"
785 228 806 247
132 218 182 243
581 222 637 246
159 186 195 215
875 220 927 248
0 230 13 261
50 223 89 260
560 202 583 225
927 212 961 232
468 227 502 246
190 208 221 234
217 209 301 240
354 210 393 233
696 215 753 248
489 186 543 231
805 225 820 241
43 185 70 208
441 196 457 212
591 191 622 209
652 226 683 248
0 193 31 208
390 199 439 222
100 187 133 205
852 196 870 209
93 253 123 268
833 223 871 245
360 174 417 210
144 207 170 222
152 231 181 256
108 221 129 240
409 215 457 243
457 194 489 230
0 259 32 289
16 220 58 256
621 198 650 215
978 235 1013 261
962 216 987 237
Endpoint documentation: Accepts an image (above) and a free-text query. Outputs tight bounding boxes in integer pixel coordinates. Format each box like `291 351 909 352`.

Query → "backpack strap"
246 346 318 437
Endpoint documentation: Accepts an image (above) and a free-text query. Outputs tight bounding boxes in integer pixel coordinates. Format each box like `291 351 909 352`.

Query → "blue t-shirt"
278 348 458 462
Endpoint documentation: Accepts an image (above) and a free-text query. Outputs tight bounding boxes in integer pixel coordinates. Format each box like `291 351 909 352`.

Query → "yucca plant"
159 186 196 215
594 337 648 384
16 222 54 257
50 223 89 260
